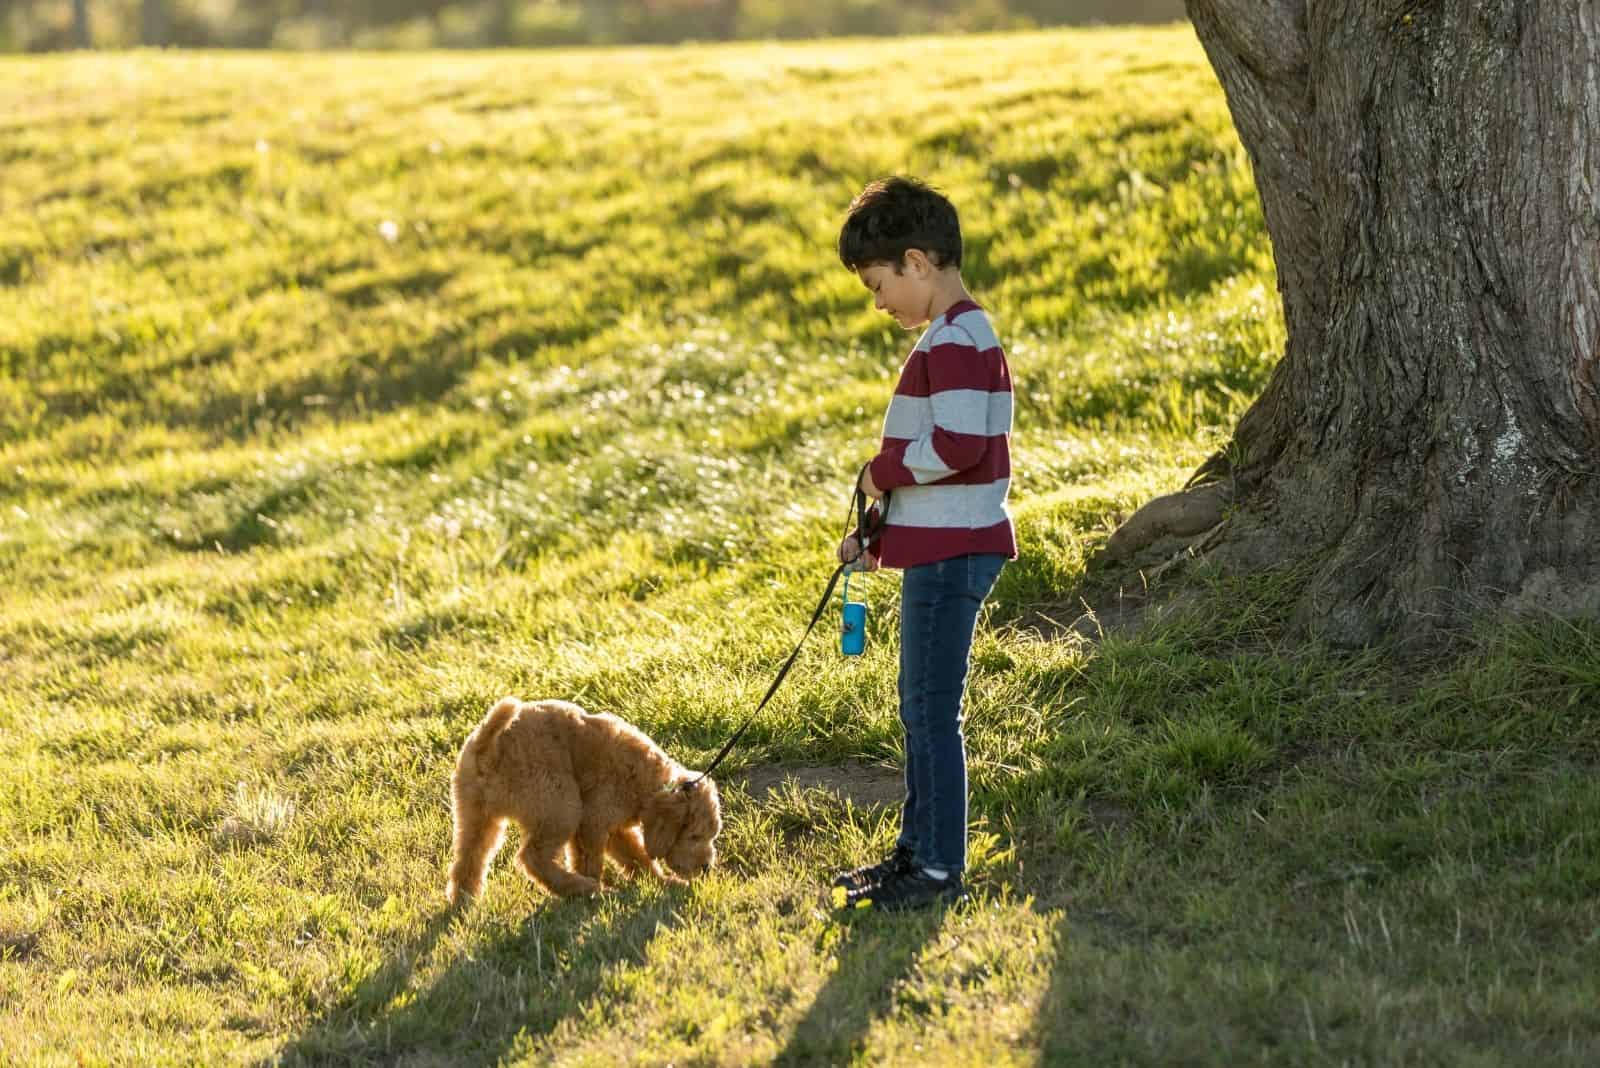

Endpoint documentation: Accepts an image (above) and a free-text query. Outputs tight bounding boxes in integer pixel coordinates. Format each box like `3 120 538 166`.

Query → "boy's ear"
903 248 932 277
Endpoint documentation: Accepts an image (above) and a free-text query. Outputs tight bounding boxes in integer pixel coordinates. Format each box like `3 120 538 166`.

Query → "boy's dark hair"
838 176 962 273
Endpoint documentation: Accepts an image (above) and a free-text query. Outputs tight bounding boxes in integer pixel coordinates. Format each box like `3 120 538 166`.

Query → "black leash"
683 470 888 789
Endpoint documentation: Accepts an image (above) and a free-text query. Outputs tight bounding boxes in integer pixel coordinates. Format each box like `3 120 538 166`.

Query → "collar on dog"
684 470 889 787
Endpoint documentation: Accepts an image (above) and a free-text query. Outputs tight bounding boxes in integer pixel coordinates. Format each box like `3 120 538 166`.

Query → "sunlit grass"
1 25 1598 1067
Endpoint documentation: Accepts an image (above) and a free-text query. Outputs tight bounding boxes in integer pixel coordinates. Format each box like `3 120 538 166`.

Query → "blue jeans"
896 552 1006 874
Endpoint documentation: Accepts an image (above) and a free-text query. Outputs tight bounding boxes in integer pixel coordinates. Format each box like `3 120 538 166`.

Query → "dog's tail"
462 696 520 763
448 698 520 905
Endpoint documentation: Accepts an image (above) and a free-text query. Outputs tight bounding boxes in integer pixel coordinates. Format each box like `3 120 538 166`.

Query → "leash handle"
847 461 890 566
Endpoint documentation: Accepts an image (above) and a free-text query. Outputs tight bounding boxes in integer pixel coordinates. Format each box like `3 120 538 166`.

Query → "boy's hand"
838 534 880 572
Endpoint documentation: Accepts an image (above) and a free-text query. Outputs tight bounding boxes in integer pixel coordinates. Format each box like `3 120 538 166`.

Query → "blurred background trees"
2 0 1184 50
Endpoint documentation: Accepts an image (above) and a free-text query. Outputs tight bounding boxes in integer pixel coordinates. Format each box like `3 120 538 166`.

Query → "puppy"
446 697 721 902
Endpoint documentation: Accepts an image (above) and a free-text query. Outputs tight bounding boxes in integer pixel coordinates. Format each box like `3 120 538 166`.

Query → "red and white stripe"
866 300 1016 568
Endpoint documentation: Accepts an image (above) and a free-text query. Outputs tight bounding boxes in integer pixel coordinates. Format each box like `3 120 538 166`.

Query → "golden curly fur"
446 697 721 902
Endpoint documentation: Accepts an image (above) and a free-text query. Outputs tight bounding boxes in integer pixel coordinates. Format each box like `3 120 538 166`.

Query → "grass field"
3 25 1600 1067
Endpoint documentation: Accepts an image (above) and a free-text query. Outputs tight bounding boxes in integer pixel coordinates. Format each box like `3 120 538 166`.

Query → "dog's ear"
643 786 688 858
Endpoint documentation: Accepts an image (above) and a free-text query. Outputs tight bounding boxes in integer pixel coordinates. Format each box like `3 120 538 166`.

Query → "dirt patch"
0 929 41 960
1084 798 1134 831
734 761 904 809
1005 586 1184 643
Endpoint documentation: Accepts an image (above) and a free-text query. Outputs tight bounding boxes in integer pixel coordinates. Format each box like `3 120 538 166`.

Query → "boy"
832 176 1015 912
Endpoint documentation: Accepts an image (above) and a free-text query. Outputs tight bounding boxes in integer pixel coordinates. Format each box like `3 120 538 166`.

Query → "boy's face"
857 254 934 329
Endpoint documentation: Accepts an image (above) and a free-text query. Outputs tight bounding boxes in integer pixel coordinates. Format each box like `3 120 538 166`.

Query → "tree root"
1103 482 1232 566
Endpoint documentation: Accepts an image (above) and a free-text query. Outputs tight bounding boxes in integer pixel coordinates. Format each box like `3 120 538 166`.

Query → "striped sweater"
865 299 1016 569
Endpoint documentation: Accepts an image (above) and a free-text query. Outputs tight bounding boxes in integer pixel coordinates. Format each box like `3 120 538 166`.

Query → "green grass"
3 25 1599 1066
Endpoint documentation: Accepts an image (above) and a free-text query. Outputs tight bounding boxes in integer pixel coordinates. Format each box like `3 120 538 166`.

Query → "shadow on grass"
773 908 943 1066
270 882 686 1066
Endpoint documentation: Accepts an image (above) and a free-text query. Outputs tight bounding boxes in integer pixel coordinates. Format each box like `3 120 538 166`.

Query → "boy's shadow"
774 908 944 1066
270 881 685 1067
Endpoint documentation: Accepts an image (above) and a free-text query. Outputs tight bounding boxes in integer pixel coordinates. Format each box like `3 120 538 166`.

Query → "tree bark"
1110 0 1600 644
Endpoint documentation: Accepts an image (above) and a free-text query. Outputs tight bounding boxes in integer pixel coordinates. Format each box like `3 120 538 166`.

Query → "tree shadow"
773 908 944 1065
982 589 1317 1063
270 880 686 1066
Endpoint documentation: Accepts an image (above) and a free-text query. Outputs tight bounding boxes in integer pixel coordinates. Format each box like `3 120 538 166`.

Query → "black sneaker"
831 844 915 895
850 867 966 912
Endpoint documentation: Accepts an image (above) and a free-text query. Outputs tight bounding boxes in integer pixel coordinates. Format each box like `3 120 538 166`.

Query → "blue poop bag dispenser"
840 568 867 656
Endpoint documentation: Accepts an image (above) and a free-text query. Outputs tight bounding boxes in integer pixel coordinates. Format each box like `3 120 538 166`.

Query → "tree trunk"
1109 0 1600 644
71 0 91 48
141 0 166 46
489 0 517 45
